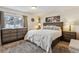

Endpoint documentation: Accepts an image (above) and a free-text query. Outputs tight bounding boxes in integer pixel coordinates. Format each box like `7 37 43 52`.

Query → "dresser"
63 31 76 42
1 28 27 44
17 28 27 39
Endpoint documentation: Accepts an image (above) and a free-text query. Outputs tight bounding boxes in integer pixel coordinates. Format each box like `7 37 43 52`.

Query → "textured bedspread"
24 29 62 52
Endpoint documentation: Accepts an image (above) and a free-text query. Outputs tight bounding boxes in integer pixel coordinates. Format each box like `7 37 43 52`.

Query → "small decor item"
31 18 34 22
45 16 60 22
53 16 60 22
38 17 41 23
45 17 52 22
35 23 41 30
69 24 71 31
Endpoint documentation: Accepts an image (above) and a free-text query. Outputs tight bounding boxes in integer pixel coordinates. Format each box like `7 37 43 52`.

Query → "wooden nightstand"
63 31 76 42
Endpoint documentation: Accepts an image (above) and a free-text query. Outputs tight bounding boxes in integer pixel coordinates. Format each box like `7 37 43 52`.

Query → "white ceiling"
2 6 79 15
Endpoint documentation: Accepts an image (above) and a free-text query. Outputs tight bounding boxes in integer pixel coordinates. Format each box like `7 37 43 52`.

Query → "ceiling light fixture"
31 6 37 10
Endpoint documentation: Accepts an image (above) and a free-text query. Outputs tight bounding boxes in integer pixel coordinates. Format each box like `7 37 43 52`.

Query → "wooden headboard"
43 22 63 31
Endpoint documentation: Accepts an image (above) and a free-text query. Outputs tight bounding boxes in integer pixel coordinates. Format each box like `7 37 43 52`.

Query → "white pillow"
43 25 61 30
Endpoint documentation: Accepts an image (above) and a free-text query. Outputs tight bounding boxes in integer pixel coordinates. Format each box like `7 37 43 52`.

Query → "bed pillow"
43 26 61 30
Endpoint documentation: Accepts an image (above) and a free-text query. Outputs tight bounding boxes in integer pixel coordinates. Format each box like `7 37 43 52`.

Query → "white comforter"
24 29 62 52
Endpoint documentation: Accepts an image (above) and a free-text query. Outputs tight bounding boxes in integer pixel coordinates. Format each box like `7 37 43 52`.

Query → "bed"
24 22 63 52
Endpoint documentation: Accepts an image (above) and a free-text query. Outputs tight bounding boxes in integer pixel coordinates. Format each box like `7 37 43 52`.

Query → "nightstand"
63 31 76 42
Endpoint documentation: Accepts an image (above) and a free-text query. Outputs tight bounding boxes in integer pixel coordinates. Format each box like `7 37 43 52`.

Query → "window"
4 14 24 28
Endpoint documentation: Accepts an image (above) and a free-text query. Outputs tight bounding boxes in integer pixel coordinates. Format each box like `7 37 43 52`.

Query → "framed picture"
53 16 60 22
45 16 60 22
45 17 52 22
